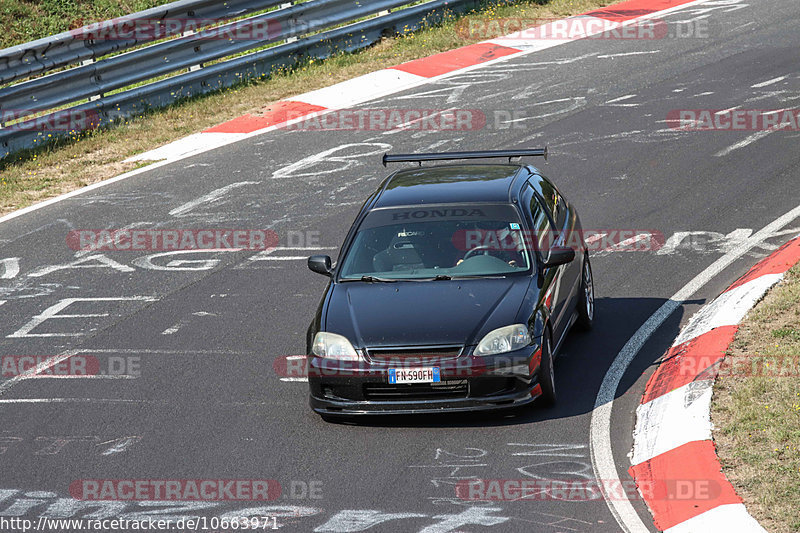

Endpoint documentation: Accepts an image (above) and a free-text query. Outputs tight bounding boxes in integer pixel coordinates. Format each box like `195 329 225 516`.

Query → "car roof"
371 164 527 209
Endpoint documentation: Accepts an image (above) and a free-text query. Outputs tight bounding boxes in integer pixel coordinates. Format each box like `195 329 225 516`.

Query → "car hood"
323 277 533 348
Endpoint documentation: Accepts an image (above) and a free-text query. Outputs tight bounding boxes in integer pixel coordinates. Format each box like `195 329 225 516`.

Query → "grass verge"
712 262 800 533
0 0 611 217
0 0 171 49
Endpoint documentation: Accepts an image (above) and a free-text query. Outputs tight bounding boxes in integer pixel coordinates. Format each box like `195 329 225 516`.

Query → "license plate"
388 367 440 384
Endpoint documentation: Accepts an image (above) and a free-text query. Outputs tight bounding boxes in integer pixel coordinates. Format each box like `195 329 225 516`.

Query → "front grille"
363 380 469 401
366 345 462 364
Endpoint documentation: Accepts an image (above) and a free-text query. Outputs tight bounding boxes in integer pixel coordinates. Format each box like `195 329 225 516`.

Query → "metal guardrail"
0 0 288 85
0 0 482 160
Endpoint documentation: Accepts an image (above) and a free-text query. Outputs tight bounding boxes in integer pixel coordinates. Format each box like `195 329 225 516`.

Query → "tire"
538 333 556 406
575 255 594 331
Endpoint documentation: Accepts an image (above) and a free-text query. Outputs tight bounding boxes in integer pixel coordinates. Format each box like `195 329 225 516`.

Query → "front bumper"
308 347 542 415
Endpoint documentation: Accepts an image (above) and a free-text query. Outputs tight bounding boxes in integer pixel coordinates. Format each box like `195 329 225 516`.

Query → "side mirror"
542 246 575 268
308 255 332 276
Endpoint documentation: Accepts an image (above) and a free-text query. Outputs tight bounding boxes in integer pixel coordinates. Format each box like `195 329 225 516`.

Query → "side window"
537 175 567 229
528 186 555 254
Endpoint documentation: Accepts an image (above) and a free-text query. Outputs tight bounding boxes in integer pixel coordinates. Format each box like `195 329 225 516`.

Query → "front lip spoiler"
310 387 540 416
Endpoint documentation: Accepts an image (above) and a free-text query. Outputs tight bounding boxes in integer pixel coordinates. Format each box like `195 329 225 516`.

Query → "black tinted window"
339 204 531 280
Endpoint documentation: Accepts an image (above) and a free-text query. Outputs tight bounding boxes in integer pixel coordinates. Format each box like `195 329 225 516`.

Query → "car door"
526 177 578 345
536 174 583 317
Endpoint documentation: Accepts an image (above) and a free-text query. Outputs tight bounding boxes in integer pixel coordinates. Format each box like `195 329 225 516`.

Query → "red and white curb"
629 236 800 532
126 0 706 162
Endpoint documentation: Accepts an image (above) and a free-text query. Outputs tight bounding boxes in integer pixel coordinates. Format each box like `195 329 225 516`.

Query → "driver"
455 224 524 267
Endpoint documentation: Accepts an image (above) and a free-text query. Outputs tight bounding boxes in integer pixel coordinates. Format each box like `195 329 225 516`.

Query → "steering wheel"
463 245 491 261
462 244 519 268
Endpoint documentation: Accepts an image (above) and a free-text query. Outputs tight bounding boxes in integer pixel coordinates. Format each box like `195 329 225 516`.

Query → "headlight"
312 332 359 360
474 324 531 356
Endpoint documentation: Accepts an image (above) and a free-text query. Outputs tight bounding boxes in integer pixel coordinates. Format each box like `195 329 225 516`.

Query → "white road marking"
0 348 256 396
133 248 242 271
0 398 159 404
168 181 259 217
74 222 154 258
67 348 253 355
584 233 608 245
0 258 20 279
597 51 660 59
502 98 586 123
656 228 753 256
248 246 335 262
271 143 392 179
605 95 637 104
24 374 137 380
100 436 141 455
256 257 311 261
590 203 800 533
28 254 134 277
744 89 790 103
502 52 599 69
0 300 6 308
715 106 740 115
714 130 775 157
382 108 458 136
7 296 157 339
162 323 184 335
612 233 652 250
751 76 786 88
282 355 308 381
0 398 318 408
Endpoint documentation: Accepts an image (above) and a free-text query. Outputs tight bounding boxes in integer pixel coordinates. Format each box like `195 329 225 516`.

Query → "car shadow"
320 295 703 428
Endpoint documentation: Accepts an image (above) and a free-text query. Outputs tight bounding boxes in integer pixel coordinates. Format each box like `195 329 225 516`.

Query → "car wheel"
539 333 556 406
576 255 594 330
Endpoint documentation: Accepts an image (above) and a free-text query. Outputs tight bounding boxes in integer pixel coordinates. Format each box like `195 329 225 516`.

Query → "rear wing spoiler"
382 147 548 166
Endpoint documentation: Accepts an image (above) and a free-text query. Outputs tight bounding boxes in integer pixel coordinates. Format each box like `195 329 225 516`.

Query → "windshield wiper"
341 275 398 283
443 274 508 280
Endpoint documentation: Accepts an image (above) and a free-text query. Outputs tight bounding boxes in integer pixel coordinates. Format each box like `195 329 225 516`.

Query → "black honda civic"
305 149 593 418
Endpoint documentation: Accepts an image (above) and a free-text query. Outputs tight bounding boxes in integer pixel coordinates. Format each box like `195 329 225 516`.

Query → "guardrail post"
184 29 204 72
281 3 299 43
83 58 103 101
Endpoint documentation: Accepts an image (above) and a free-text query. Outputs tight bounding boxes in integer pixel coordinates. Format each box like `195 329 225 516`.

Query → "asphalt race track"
1 0 799 531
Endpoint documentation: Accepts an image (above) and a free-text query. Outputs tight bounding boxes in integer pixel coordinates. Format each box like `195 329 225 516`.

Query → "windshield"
338 204 531 280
